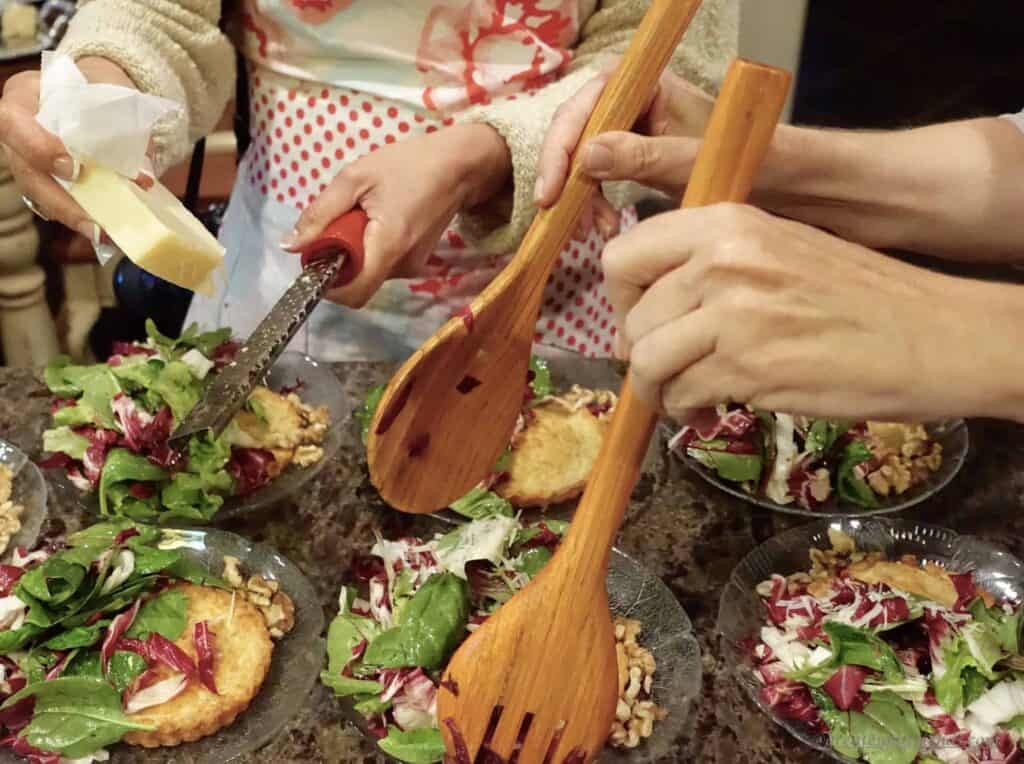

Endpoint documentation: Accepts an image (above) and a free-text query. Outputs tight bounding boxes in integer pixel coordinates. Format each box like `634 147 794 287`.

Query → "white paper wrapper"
36 52 180 179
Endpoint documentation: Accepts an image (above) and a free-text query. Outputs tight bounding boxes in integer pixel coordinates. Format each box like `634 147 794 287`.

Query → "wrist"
921 275 1024 422
75 57 136 89
448 123 512 209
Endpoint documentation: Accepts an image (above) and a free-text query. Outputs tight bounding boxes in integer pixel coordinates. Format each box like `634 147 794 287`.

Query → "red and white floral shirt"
186 1 621 361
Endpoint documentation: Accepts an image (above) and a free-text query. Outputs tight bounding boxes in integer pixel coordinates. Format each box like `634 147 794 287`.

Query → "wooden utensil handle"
503 0 705 309
565 58 792 563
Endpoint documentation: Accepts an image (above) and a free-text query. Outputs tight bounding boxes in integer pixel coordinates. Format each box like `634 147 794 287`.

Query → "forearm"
927 276 1024 422
753 118 1024 263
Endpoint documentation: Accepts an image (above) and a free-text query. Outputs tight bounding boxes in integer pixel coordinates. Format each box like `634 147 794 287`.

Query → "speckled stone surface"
1 363 1022 764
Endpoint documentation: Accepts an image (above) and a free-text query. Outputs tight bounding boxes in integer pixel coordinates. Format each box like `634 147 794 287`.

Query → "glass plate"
338 548 702 763
0 527 325 764
218 351 351 517
0 438 46 559
716 518 1024 763
664 419 969 517
49 351 350 522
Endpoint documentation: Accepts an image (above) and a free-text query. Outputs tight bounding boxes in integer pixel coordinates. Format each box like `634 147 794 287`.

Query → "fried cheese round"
124 583 273 748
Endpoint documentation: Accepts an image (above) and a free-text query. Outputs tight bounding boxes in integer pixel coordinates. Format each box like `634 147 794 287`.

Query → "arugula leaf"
44 356 121 427
108 357 160 392
492 447 512 474
98 450 169 518
356 385 385 445
160 471 230 522
42 623 106 651
353 696 391 715
320 673 383 697
528 356 553 399
107 651 147 694
934 627 1002 713
17 558 87 607
813 688 920 764
687 448 763 482
21 648 59 685
363 573 470 671
837 441 880 508
449 486 514 520
63 576 159 629
806 419 851 454
149 361 203 423
3 677 152 758
812 688 861 760
326 612 381 677
821 622 904 682
130 545 183 577
62 650 101 680
125 588 188 641
378 727 446 764
41 427 90 461
162 556 228 589
44 355 86 398
0 624 43 652
516 547 552 578
970 598 1023 655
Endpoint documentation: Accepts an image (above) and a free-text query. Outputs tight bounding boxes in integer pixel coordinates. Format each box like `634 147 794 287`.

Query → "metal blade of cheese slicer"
168 209 368 450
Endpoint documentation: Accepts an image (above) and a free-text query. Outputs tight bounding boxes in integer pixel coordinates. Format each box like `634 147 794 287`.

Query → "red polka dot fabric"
244 71 630 359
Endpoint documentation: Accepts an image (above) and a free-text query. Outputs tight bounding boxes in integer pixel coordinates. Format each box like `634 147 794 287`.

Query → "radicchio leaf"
116 632 197 678
101 599 141 673
124 673 189 714
194 621 218 694
111 394 174 456
226 448 275 496
823 665 869 711
0 567 24 598
0 735 59 764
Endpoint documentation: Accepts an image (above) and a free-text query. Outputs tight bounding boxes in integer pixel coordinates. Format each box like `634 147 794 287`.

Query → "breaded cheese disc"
496 405 608 507
124 583 273 748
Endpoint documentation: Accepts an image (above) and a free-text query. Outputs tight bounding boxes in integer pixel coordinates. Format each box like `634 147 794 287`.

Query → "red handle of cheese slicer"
298 208 368 289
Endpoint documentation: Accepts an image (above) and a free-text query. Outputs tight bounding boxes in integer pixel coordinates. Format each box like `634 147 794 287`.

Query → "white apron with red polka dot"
185 68 627 361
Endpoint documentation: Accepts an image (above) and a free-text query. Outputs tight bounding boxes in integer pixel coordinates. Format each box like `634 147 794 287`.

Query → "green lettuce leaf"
837 441 880 508
125 588 188 641
362 573 470 671
2 677 152 758
528 356 553 399
806 419 851 454
934 627 1002 713
449 486 514 520
969 598 1023 655
687 448 763 482
356 385 385 445
98 450 169 517
41 427 90 461
149 361 203 423
378 727 446 764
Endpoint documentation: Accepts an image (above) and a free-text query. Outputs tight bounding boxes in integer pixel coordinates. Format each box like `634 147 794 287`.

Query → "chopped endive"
66 164 224 295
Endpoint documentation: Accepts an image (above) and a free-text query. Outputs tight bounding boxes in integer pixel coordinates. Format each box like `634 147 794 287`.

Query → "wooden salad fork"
435 58 792 764
367 0 707 515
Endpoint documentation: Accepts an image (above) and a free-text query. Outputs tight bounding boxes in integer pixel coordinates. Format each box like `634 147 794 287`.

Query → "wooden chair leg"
0 157 58 367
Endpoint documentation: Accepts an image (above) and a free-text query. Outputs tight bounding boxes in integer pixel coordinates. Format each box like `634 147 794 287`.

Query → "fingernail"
280 229 300 250
76 220 101 245
53 155 79 182
533 175 545 204
583 143 613 175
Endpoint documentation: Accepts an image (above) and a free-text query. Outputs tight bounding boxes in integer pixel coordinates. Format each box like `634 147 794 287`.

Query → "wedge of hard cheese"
67 164 225 295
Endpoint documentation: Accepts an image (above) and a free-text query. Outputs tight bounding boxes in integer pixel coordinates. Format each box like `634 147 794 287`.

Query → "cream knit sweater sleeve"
56 0 737 250
458 0 740 254
57 0 234 175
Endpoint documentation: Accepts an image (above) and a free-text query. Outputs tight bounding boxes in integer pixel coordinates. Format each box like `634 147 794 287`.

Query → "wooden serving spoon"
435 58 792 764
367 0 707 515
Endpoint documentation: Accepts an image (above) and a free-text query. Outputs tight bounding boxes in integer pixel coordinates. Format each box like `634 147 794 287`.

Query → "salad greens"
39 322 326 523
322 514 569 763
754 538 1024 763
0 520 226 761
671 408 942 511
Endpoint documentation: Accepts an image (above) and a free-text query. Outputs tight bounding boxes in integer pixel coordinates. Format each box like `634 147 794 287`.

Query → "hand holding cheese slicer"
168 209 368 450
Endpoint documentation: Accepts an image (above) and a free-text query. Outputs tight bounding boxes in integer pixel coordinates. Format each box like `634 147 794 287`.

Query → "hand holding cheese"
0 54 224 294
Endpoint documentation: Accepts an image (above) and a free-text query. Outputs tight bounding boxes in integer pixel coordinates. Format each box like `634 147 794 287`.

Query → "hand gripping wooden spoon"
367 0 707 514
435 58 792 764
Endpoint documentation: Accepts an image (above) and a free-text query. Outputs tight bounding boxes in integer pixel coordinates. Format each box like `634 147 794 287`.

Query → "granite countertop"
2 363 1023 764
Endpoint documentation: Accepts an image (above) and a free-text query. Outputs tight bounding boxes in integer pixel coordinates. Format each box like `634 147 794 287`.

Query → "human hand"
535 65 714 223
0 57 145 244
605 203 1017 423
283 123 511 308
